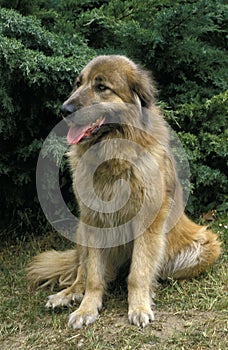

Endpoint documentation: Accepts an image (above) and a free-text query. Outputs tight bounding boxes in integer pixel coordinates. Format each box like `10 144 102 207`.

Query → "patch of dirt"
0 310 224 350
1 338 26 350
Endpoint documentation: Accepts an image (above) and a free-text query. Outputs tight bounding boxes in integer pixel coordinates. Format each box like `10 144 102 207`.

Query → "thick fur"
27 55 221 328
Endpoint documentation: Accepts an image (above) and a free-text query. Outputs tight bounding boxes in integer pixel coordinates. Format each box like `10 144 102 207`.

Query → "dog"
27 55 221 329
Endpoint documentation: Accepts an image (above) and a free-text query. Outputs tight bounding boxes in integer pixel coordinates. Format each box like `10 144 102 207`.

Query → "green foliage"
69 0 227 215
71 0 227 101
0 7 95 229
0 1 227 232
176 91 227 214
0 0 37 15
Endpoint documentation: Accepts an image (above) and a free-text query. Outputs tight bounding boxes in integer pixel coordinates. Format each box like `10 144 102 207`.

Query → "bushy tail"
161 214 221 279
27 215 221 289
27 249 78 290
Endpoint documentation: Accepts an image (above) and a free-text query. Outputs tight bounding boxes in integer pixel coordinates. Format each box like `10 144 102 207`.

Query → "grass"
0 216 227 350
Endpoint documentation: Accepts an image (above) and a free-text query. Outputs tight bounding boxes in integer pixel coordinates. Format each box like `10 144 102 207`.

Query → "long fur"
27 249 78 289
27 55 221 328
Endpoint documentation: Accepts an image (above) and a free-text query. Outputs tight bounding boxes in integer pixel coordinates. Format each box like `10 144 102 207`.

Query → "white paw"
128 307 154 328
45 291 83 309
68 307 100 329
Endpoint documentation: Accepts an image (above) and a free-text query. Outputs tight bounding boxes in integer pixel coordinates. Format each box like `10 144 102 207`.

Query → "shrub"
175 91 227 214
0 1 227 232
0 8 95 230
71 0 227 215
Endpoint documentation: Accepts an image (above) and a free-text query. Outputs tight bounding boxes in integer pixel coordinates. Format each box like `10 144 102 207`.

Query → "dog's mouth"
67 116 106 145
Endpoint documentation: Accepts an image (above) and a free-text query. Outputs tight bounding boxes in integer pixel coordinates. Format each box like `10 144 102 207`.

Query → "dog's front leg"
68 247 105 329
128 226 165 328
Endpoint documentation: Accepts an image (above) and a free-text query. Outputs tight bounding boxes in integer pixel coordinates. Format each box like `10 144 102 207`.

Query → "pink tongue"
67 125 90 144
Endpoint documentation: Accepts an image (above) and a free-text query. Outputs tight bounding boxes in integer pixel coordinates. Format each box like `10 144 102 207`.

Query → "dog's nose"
61 103 76 116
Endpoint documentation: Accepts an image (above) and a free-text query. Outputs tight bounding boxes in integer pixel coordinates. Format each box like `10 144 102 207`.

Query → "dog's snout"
61 103 76 116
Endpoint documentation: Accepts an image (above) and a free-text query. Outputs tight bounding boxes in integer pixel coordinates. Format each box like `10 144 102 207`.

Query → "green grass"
0 217 227 350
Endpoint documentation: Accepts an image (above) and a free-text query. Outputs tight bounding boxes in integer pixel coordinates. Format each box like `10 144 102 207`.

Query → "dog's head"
62 55 156 145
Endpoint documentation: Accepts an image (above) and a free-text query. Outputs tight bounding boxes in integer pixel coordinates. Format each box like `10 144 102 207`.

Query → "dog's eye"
75 80 81 89
97 84 108 91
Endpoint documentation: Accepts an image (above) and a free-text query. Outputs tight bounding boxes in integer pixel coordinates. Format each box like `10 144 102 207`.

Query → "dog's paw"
128 307 154 328
68 306 100 329
45 291 83 309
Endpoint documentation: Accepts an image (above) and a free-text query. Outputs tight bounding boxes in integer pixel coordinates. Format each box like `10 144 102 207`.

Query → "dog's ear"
129 67 156 108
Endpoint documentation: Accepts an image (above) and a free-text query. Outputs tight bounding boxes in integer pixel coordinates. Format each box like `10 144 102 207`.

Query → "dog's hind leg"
161 214 221 280
45 261 86 308
45 245 86 308
27 243 86 308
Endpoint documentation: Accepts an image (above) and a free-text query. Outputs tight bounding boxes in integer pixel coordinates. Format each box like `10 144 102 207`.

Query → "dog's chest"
73 157 145 226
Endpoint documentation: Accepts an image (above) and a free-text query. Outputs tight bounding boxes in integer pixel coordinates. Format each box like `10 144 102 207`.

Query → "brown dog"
27 55 221 328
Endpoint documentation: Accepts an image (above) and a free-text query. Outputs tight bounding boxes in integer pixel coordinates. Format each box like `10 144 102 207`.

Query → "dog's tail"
27 249 78 290
27 215 221 288
161 214 221 279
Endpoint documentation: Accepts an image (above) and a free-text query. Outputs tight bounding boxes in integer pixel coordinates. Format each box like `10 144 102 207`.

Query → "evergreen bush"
0 7 95 230
0 1 227 232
